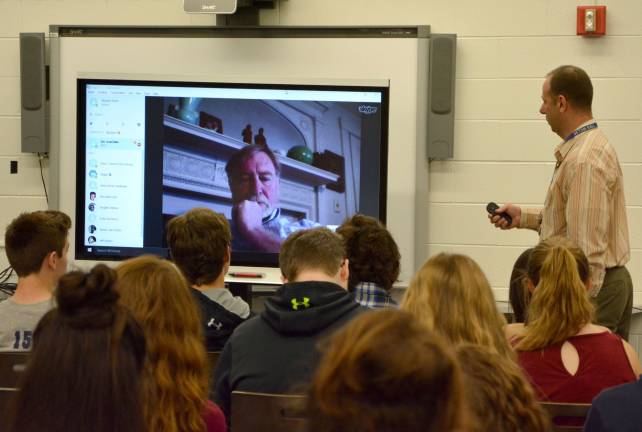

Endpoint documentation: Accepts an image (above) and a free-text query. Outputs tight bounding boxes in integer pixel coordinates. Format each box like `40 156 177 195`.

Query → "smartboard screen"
75 78 389 266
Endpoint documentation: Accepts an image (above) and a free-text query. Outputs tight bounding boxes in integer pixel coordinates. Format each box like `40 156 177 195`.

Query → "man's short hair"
279 227 345 281
547 65 593 112
336 214 400 291
5 211 71 277
166 208 231 286
225 145 281 182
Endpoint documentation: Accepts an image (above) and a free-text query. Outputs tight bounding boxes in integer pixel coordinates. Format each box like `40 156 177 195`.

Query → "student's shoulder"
504 322 525 341
594 378 642 405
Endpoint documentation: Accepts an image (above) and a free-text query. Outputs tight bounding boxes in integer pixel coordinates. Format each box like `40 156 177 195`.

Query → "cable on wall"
37 152 49 204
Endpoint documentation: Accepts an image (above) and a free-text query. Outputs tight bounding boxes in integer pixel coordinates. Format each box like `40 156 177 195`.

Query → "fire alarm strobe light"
577 6 606 36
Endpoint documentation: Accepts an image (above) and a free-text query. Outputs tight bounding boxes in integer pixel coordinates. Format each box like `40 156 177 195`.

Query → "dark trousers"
593 266 633 340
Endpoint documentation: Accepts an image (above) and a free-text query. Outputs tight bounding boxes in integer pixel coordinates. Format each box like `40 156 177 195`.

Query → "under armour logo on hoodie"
207 318 223 330
291 297 311 310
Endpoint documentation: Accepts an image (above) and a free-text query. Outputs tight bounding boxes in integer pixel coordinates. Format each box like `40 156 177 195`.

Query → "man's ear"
339 259 349 284
557 94 568 113
281 274 288 284
44 250 58 271
224 246 231 263
526 278 536 294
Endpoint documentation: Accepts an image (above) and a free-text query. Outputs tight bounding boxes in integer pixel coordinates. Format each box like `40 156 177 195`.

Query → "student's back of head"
279 227 347 286
336 214 400 291
166 207 231 286
6 264 146 432
509 248 533 323
516 235 594 351
308 309 468 432
116 255 211 432
401 253 512 358
5 210 71 278
455 344 549 432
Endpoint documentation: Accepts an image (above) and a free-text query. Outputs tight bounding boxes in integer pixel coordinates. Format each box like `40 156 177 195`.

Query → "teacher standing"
489 65 632 340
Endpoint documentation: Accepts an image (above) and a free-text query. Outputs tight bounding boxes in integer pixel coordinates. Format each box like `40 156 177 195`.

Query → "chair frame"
231 391 307 432
540 401 591 432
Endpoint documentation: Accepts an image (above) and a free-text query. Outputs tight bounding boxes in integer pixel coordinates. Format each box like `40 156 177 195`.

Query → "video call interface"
76 80 387 263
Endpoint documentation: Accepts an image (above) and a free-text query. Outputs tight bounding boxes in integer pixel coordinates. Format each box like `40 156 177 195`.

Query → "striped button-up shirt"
519 120 630 296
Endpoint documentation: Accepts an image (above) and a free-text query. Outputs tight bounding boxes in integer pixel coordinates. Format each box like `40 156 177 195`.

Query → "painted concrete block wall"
277 0 642 304
0 0 640 308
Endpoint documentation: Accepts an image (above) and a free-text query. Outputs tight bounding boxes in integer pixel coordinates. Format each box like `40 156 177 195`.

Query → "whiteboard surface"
51 31 429 285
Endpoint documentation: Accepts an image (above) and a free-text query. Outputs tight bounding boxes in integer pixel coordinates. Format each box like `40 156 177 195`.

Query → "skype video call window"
75 79 389 266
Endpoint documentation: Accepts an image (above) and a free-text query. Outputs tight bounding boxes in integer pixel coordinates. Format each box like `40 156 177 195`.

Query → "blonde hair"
401 253 512 358
117 256 209 432
456 344 550 432
515 236 594 352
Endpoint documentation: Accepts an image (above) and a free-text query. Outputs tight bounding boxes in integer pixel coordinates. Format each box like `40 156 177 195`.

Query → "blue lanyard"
564 122 597 142
553 122 598 172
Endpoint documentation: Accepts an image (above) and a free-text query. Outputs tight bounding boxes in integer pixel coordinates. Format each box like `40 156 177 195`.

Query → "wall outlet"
333 199 342 214
10 160 18 174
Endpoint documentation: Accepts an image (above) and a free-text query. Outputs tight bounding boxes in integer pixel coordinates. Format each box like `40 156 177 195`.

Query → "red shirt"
203 400 227 432
517 332 636 403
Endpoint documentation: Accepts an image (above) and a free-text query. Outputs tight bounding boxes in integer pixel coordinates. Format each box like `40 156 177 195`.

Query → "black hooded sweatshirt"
212 280 365 420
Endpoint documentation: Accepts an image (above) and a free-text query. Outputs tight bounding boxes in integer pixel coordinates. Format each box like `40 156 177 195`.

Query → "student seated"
5 264 146 432
455 344 549 432
508 248 534 324
0 210 71 351
167 208 251 351
213 227 365 421
510 236 641 403
401 253 513 358
307 309 468 432
336 214 400 308
584 377 642 432
117 256 227 432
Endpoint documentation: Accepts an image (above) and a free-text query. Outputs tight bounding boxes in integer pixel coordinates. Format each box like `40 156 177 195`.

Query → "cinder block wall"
1 1 640 311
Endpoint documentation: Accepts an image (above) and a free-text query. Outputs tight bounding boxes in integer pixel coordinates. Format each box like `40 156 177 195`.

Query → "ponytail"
515 237 594 352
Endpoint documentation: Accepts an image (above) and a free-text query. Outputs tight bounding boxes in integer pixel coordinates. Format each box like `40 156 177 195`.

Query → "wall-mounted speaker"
20 32 48 153
427 34 456 160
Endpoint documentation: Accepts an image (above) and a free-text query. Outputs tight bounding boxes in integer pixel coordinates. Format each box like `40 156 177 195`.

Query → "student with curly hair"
511 236 640 404
336 214 400 308
117 256 226 432
401 253 513 358
5 264 146 432
308 309 469 432
455 344 549 432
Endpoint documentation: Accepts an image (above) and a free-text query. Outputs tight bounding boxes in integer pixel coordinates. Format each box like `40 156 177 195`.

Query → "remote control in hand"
487 202 513 225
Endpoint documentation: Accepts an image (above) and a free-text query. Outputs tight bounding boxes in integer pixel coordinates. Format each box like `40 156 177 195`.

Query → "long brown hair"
308 309 469 432
456 344 550 432
401 253 512 358
515 236 594 351
117 255 209 432
6 264 146 432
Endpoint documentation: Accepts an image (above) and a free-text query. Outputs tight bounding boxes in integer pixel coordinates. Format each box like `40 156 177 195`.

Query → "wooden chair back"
540 401 591 431
231 391 307 432
0 351 29 388
0 387 19 430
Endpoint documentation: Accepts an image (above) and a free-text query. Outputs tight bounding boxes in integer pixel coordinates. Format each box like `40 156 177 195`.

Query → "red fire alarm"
577 6 606 36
